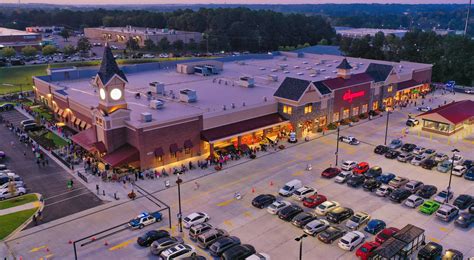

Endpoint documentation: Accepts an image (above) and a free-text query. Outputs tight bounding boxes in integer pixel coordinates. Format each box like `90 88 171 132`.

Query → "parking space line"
108 238 136 251
243 211 253 218
429 237 440 243
223 220 233 227
292 170 304 176
43 192 94 207
438 227 449 232
29 245 47 253
216 198 235 207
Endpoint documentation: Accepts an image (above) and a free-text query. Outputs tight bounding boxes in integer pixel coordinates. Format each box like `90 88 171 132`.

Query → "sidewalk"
0 201 42 216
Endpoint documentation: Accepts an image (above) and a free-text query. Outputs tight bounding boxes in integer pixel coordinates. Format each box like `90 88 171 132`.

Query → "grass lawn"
0 208 38 240
0 65 48 95
0 194 38 210
45 131 68 147
31 106 53 121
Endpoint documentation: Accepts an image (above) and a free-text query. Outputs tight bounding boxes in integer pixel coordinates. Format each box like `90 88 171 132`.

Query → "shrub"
359 113 368 119
327 122 338 130
350 116 359 122
317 127 323 132
340 118 351 125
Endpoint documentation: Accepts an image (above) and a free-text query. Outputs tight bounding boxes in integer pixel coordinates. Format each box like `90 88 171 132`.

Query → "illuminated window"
362 104 368 113
170 152 177 158
319 116 327 126
343 109 350 119
352 106 359 116
372 101 379 110
185 148 191 154
333 112 340 122
156 156 163 162
387 86 393 92
304 104 312 114
283 105 292 115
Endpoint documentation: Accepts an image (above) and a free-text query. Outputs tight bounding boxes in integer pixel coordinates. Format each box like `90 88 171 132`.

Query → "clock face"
99 88 106 100
110 88 123 101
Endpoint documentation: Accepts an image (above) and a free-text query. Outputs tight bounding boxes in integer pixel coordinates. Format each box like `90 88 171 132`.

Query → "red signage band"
343 89 365 103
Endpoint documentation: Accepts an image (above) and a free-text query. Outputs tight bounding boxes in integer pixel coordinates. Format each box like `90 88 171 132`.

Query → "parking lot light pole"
384 110 391 145
447 148 460 203
176 174 183 233
335 126 340 166
295 234 308 260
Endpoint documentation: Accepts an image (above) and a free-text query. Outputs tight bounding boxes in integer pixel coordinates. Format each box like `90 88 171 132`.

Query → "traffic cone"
68 240 73 244
91 237 96 241
104 241 109 246
270 181 273 186
46 248 50 253
251 187 255 193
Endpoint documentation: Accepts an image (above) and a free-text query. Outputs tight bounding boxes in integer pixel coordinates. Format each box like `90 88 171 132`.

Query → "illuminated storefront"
417 100 474 136
395 80 431 102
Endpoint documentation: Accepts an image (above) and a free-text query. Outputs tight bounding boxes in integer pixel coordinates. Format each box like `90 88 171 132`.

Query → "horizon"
1 0 472 5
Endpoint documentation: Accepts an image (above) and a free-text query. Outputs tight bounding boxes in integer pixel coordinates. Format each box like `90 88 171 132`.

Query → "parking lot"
4 92 474 259
0 109 103 225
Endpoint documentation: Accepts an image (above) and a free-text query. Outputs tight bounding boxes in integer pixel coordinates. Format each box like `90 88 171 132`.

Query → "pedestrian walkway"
0 201 42 216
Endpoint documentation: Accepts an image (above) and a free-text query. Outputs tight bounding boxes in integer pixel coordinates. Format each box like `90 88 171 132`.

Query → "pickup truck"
128 212 163 229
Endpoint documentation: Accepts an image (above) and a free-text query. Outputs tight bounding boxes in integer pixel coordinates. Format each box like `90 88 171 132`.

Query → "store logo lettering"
343 90 365 103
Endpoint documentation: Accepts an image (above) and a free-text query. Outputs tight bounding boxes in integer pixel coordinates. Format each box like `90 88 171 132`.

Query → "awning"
201 113 287 142
57 109 64 117
54 107 59 113
70 128 97 151
184 140 193 149
240 144 250 152
80 121 87 129
86 124 92 129
154 147 164 157
92 141 107 153
397 79 422 91
102 144 140 168
71 116 77 124
170 143 181 153
75 119 82 126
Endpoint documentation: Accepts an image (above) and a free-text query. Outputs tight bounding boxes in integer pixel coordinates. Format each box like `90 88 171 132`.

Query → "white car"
267 200 291 215
434 153 449 163
376 185 394 197
452 165 467 177
341 161 357 171
292 186 316 201
159 244 196 259
314 201 340 216
339 136 360 145
334 171 352 183
0 187 26 200
422 149 437 158
434 190 454 203
450 154 464 166
417 106 432 112
338 231 365 251
183 212 210 229
303 219 330 236
404 195 424 208
246 253 271 260
143 54 155 58
412 147 426 155
410 155 427 166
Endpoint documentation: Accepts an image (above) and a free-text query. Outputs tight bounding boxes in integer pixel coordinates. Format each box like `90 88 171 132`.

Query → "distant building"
26 26 65 35
292 45 343 56
0 27 42 51
84 26 203 47
335 27 408 38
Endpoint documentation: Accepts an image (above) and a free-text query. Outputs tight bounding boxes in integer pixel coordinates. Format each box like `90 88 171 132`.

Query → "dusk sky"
2 0 471 4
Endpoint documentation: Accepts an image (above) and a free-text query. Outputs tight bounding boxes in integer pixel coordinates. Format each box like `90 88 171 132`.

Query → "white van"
279 179 303 197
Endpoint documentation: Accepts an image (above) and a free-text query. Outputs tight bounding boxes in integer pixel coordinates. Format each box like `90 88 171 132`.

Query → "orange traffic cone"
270 181 273 186
251 187 255 193
91 237 96 241
68 240 73 244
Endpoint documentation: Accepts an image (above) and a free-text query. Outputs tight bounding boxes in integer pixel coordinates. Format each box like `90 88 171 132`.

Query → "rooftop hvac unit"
268 74 278 82
149 99 164 109
204 65 220 74
294 65 300 69
327 64 332 67
141 112 152 123
302 61 309 64
279 64 288 70
239 76 255 88
305 67 312 70
297 72 304 76
179 89 197 103
149 82 165 95
259 67 266 70
320 69 326 72
283 70 290 74
320 60 326 64
310 74 317 77
271 68 278 72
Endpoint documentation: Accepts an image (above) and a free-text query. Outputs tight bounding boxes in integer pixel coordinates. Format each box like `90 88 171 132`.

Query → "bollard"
103 190 105 196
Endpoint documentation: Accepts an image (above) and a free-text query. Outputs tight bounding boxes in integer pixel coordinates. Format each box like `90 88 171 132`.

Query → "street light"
446 148 460 203
295 234 308 260
335 126 340 166
176 174 183 232
384 110 392 145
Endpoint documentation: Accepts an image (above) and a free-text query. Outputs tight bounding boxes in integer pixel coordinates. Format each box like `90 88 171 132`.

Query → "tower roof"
97 45 128 84
336 58 353 70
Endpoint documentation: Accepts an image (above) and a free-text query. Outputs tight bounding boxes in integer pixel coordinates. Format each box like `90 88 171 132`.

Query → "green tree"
172 40 184 52
186 39 198 52
76 37 92 53
157 37 171 52
59 29 71 42
318 39 329 45
42 45 57 56
21 46 37 57
126 37 140 51
0 47 16 59
144 39 155 51
63 44 76 56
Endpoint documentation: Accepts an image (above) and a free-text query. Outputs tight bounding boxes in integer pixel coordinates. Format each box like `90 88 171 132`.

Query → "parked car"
341 160 357 171
334 171 352 183
453 194 473 210
401 143 417 152
183 212 210 229
356 241 381 260
160 244 196 259
434 190 454 203
441 249 464 260
221 244 256 260
389 188 411 203
137 230 170 247
436 204 459 222
189 223 213 242
338 231 365 251
278 205 303 221
434 153 449 163
302 194 327 208
404 180 424 193
419 200 441 215
388 139 403 149
454 212 474 228
353 162 369 175
388 176 409 188
0 187 27 200
252 194 276 208
397 152 414 163
465 167 474 181
363 179 382 192
376 185 395 197
345 211 370 230
375 227 399 244
150 236 183 255
314 201 340 216
384 149 400 159
374 145 389 155
417 106 432 112
437 160 453 173
321 167 341 178
347 174 365 188
411 154 427 166
364 219 386 235
267 200 291 215
339 136 360 145
292 186 316 201
196 228 229 249
452 165 467 177
245 253 270 260
420 158 438 170
209 236 241 257
364 166 382 179
462 159 474 168
291 212 317 228
417 242 443 260
451 154 464 165
317 226 346 244
412 146 426 155
278 179 303 196
326 206 354 224
376 173 396 184
303 219 330 236
417 185 438 199
423 149 436 158
404 195 424 208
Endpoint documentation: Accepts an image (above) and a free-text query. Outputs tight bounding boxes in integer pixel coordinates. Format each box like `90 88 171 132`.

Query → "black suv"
374 145 389 155
291 212 317 228
418 242 443 260
317 226 346 244
209 236 241 257
421 159 438 170
221 244 256 260
347 175 365 188
401 143 417 152
385 149 401 159
389 188 412 203
251 194 276 208
326 207 354 224
137 230 170 247
365 166 382 179
417 185 438 199
363 179 382 192
453 194 473 210
278 205 303 221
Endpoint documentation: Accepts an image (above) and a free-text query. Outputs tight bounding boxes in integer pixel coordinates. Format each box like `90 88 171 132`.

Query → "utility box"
239 76 255 88
149 82 165 95
179 89 197 103
149 99 164 109
141 112 152 122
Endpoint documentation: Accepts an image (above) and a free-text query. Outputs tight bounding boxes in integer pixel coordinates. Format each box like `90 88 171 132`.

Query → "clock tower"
95 43 128 114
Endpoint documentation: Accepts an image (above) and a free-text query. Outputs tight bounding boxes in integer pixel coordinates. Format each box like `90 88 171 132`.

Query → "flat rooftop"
0 27 39 36
91 26 198 35
51 53 430 128
335 27 408 36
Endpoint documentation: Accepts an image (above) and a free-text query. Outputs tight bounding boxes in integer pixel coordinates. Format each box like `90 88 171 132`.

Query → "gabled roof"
417 100 474 125
320 73 373 90
366 63 393 82
313 81 332 95
274 77 311 101
336 58 353 70
397 79 421 91
97 45 128 85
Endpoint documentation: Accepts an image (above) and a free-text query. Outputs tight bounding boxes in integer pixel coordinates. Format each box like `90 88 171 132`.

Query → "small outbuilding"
417 100 474 135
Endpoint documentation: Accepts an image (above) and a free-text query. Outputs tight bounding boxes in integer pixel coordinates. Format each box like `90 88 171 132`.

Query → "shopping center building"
32 46 432 169
416 100 474 135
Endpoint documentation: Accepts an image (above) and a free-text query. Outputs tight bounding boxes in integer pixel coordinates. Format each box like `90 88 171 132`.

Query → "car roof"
355 211 369 217
187 212 204 218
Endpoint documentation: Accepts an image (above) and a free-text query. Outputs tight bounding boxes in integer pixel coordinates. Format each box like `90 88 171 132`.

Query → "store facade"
417 100 474 136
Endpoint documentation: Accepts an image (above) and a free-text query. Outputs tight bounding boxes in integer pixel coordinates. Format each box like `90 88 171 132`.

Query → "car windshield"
378 232 389 239
350 216 361 223
184 217 191 222
438 192 447 198
318 203 328 209
360 247 369 253
304 197 314 203
282 185 291 191
340 239 349 244
294 190 302 195
337 173 346 177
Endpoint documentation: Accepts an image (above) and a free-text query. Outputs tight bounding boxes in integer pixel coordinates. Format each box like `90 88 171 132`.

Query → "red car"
353 162 369 175
375 227 400 244
303 194 327 208
321 167 341 178
356 241 381 260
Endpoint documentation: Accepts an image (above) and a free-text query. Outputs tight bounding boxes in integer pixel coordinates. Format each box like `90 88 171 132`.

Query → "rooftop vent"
302 61 309 64
297 72 304 76
283 70 290 74
149 99 164 109
259 67 266 70
149 82 165 95
179 89 197 103
271 68 278 72
267 74 278 82
294 65 300 69
240 76 255 88
231 103 235 109
141 112 152 123
310 74 317 77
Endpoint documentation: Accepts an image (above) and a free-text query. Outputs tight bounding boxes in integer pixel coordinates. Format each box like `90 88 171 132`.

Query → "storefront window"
156 156 163 162
333 112 339 122
423 120 452 133
352 107 359 116
185 148 191 154
304 104 312 114
319 116 327 126
361 104 368 113
372 101 379 110
342 109 349 119
170 152 177 158
283 105 292 115
387 86 393 92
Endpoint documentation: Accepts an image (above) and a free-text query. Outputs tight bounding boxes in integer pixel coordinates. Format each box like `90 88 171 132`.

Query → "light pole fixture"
384 110 391 145
446 148 460 203
295 234 308 260
176 174 183 232
335 126 340 166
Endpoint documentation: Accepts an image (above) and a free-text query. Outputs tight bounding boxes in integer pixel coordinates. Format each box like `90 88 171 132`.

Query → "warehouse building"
0 27 42 51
